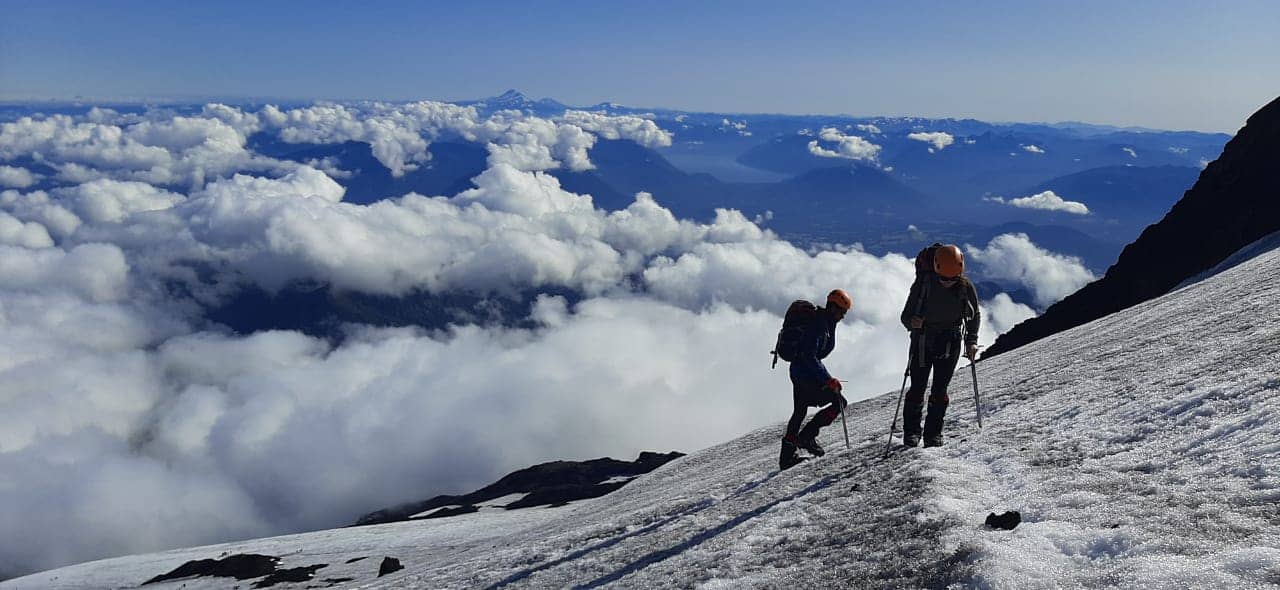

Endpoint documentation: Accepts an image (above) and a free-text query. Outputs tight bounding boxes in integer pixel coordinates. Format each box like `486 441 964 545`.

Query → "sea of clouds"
0 102 1093 577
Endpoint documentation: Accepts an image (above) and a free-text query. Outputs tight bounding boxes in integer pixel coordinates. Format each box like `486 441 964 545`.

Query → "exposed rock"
355 451 685 526
142 554 279 585
253 564 327 588
984 511 1022 530
378 557 404 577
986 95 1280 358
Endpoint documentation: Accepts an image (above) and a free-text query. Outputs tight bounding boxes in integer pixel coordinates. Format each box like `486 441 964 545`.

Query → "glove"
824 377 842 392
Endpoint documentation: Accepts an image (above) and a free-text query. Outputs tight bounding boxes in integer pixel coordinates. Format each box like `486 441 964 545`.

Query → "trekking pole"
839 402 851 450
834 380 851 450
885 354 911 456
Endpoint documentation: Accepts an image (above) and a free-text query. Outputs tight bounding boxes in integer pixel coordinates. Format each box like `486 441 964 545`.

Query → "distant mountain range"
736 126 1220 200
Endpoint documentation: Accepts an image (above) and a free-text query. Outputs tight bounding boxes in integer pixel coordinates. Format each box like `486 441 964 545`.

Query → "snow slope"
5 247 1279 589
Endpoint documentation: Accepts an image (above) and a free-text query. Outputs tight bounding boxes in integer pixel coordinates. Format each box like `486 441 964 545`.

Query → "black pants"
786 378 848 441
904 330 961 438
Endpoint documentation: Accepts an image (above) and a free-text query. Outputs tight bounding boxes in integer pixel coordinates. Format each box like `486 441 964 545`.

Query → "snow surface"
600 476 640 486
409 494 531 518
5 247 1279 589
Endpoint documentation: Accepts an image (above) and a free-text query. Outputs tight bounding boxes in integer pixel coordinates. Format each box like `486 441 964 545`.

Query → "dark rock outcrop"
985 511 1022 530
142 554 280 585
986 96 1280 358
378 557 404 577
253 563 327 588
142 552 330 587
354 451 685 526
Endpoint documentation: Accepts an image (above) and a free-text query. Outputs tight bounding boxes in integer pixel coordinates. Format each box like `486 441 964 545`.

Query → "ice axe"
837 379 851 450
968 351 983 429
885 356 911 456
960 310 983 430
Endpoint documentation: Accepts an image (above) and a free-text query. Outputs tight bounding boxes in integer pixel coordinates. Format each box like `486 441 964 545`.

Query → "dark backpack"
915 242 944 277
908 243 944 329
771 300 817 368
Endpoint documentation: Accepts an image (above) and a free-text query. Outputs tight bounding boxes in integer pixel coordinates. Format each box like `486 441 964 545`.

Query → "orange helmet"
826 289 852 312
933 245 964 278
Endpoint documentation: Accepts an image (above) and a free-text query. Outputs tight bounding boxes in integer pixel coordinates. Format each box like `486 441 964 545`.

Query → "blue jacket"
789 309 836 383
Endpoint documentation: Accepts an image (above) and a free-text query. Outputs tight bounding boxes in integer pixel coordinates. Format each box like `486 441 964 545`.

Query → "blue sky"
1 0 1276 131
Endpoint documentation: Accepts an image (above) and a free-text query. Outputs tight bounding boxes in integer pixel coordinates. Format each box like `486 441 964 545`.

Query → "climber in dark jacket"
780 289 852 470
900 244 980 448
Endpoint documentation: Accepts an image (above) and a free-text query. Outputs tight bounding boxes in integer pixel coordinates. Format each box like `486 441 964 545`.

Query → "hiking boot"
903 433 921 448
924 435 943 448
797 437 825 457
779 439 802 470
780 453 808 470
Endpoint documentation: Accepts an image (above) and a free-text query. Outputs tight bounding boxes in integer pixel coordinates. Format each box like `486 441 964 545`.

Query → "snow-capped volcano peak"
492 89 529 104
6 240 1278 589
464 89 571 115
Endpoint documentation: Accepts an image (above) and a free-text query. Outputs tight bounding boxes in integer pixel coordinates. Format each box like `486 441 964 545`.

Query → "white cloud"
261 101 676 175
0 115 170 172
560 110 674 148
263 102 441 176
974 293 1036 347
856 123 882 135
643 236 915 324
0 112 293 189
965 233 1096 307
807 128 881 162
1004 190 1090 215
474 111 599 172
1022 144 1045 154
714 118 750 137
907 131 955 152
0 242 129 302
1 189 83 239
200 103 263 136
303 156 353 179
57 179 185 224
0 165 40 189
0 212 54 248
